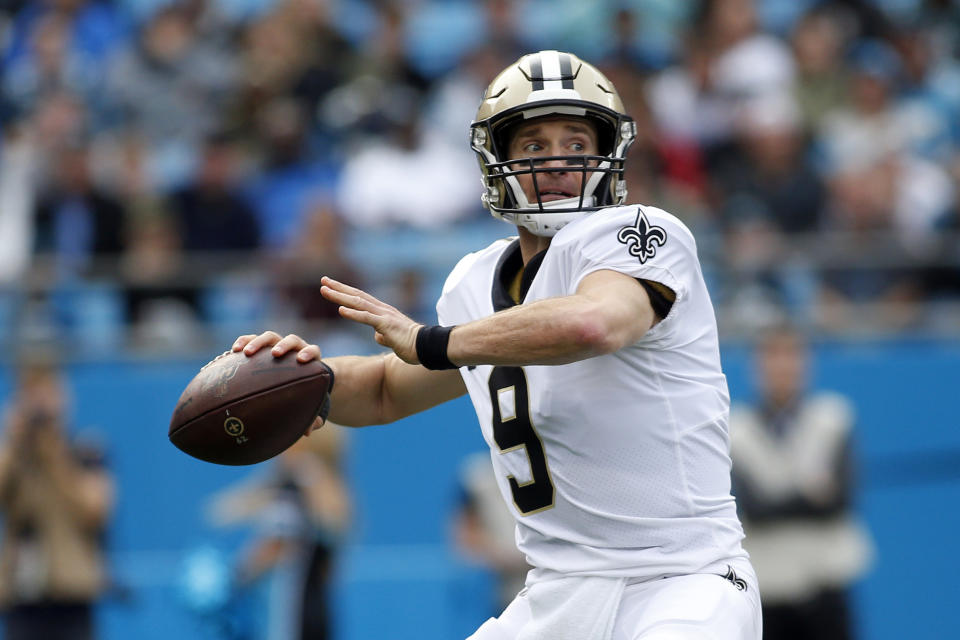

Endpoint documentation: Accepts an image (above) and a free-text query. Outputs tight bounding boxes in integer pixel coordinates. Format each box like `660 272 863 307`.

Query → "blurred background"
0 0 957 638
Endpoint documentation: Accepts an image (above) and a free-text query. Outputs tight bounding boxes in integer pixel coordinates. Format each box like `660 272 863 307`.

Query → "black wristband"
318 392 332 422
416 325 458 370
317 361 334 423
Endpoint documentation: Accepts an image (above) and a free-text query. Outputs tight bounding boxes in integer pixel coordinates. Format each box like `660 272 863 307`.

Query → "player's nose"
536 156 571 174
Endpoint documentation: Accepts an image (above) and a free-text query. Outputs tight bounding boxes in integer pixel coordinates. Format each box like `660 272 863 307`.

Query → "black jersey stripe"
529 54 544 91
491 239 547 312
559 53 574 89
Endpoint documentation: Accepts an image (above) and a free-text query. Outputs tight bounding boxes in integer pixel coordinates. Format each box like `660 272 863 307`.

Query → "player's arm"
232 332 466 427
447 269 659 365
323 353 465 425
321 270 661 367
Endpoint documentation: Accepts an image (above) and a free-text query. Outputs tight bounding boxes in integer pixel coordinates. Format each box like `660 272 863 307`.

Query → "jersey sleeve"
558 205 700 303
436 240 508 327
435 258 467 327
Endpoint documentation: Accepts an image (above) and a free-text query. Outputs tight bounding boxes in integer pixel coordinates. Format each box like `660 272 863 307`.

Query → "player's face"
507 117 599 204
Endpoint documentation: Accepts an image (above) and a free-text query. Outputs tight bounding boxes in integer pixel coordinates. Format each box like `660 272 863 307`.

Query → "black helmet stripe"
558 53 574 89
529 54 544 90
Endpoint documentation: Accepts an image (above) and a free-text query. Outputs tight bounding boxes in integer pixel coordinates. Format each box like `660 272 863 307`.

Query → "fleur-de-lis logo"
617 210 667 264
723 565 748 592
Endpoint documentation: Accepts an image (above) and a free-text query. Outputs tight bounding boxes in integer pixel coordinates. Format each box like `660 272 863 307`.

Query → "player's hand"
231 332 326 436
320 276 422 364
231 331 323 364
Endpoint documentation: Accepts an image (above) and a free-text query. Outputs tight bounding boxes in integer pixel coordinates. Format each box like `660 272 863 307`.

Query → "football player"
235 51 761 639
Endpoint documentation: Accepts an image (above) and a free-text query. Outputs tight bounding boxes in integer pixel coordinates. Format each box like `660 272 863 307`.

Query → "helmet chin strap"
502 209 588 237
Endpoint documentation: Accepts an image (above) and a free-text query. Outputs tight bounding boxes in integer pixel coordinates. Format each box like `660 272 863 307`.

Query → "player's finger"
303 416 325 437
242 330 282 355
322 286 379 312
324 279 402 317
232 334 258 352
296 344 323 363
338 306 380 328
272 333 308 356
320 285 353 306
321 277 382 305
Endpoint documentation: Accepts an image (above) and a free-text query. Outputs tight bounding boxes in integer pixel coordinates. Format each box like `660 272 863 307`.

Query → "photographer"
0 358 114 640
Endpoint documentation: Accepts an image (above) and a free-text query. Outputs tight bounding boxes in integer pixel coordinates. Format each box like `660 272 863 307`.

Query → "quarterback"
235 51 761 639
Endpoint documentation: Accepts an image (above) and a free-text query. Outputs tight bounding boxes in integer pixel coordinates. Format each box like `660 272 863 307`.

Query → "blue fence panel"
0 339 957 639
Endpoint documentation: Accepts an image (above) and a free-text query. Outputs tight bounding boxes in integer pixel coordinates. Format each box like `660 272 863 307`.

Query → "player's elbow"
569 306 625 355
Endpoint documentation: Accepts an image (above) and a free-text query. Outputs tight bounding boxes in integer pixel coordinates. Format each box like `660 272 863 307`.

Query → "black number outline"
487 366 555 515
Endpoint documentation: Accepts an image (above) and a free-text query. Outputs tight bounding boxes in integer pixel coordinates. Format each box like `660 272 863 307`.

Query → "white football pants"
467 570 762 640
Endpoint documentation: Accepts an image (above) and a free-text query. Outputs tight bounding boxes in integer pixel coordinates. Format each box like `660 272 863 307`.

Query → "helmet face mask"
470 52 637 237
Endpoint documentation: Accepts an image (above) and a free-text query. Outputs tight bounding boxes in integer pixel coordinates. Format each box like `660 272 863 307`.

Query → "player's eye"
569 141 585 153
522 142 543 153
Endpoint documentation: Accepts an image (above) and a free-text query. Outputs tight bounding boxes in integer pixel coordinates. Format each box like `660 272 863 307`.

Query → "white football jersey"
437 205 749 579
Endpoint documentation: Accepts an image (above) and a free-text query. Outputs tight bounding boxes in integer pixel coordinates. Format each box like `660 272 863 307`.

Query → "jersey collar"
492 239 548 311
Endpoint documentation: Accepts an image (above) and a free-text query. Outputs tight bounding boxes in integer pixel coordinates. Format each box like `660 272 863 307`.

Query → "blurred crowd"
1 0 959 353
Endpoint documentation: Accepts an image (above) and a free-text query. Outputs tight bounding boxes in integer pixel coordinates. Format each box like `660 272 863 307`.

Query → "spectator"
318 1 430 144
453 451 531 614
1 10 106 128
422 42 512 157
2 0 129 73
644 33 720 209
0 353 115 640
209 426 351 640
817 156 928 332
31 140 125 279
479 0 526 63
244 97 338 251
890 22 959 163
790 8 850 134
105 4 237 189
730 324 873 640
168 132 260 257
713 92 825 235
120 200 201 349
271 200 363 326
277 0 357 143
335 87 479 228
229 0 356 137
698 0 796 157
333 6 479 230
704 93 825 320
919 155 960 305
816 39 907 175
0 120 38 283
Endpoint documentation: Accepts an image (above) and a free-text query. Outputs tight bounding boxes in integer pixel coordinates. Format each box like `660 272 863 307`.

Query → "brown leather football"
169 349 333 465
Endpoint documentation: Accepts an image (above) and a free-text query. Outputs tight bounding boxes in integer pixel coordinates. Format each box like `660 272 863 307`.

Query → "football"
169 349 334 465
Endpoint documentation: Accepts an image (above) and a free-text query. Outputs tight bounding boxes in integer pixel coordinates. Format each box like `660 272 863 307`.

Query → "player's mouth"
538 189 577 202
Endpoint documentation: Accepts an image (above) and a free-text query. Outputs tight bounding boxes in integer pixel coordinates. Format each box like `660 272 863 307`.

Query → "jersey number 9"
488 367 555 515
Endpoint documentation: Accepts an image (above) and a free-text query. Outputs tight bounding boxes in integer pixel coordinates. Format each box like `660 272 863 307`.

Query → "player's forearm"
324 354 465 426
447 295 626 367
324 355 391 426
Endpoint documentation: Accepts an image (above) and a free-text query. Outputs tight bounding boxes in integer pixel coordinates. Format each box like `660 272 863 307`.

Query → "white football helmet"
470 50 637 237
